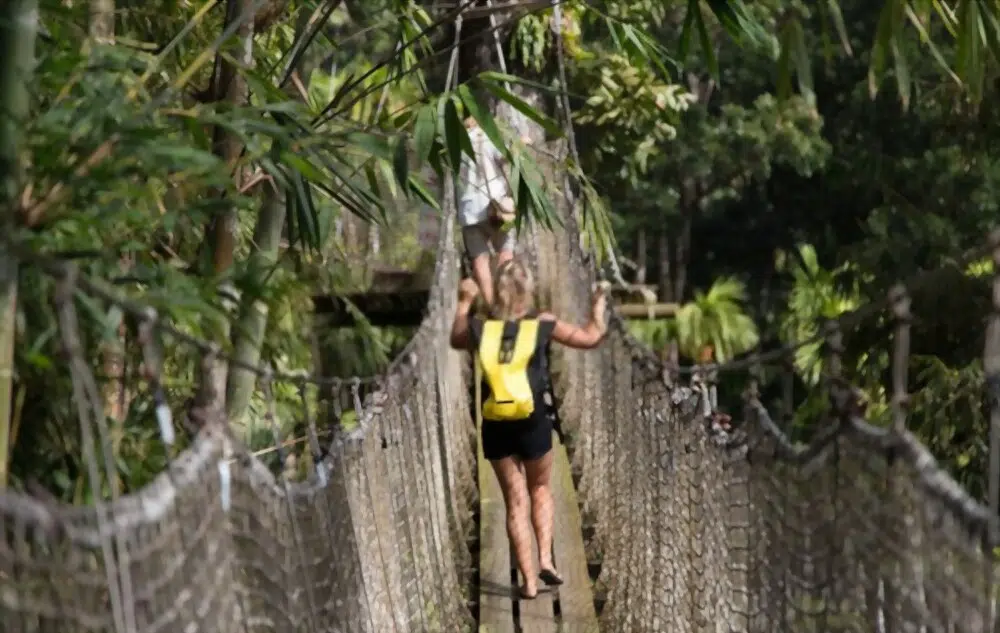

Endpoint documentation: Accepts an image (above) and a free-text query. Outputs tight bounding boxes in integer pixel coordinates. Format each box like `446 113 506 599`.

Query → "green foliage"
908 356 987 499
5 0 998 509
626 318 675 353
572 54 694 183
674 276 759 362
775 244 863 386
3 0 589 496
626 276 759 364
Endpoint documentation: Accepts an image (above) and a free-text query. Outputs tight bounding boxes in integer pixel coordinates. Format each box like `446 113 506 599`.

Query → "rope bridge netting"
0 183 476 633
525 126 1000 632
3 126 1000 633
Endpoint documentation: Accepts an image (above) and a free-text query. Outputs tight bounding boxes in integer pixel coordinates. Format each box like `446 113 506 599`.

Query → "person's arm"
540 313 604 349
449 300 473 349
449 278 481 349
539 284 608 350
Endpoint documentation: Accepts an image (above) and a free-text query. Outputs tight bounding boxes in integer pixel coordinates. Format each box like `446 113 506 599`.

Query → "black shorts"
482 415 553 461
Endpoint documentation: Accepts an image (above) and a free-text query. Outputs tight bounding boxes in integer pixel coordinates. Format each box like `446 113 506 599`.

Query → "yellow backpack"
476 319 539 421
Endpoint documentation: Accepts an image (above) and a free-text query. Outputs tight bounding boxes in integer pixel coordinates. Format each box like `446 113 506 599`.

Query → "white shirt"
458 126 507 227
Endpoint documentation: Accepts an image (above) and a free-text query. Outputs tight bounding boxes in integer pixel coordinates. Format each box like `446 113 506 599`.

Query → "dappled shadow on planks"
476 429 600 633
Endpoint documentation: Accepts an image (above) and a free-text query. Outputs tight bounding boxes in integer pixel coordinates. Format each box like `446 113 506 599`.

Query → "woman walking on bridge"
449 258 608 599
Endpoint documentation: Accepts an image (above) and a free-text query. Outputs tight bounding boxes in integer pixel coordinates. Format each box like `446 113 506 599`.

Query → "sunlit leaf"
412 103 436 166
457 83 506 159
477 77 565 139
694 2 718 80
790 20 815 107
392 137 409 196
441 95 464 170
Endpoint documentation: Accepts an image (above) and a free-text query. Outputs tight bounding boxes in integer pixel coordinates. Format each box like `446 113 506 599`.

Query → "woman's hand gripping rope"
591 281 610 336
458 277 480 306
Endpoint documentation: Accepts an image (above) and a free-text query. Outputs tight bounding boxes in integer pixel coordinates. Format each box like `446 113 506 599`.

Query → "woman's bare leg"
490 457 537 595
523 451 556 574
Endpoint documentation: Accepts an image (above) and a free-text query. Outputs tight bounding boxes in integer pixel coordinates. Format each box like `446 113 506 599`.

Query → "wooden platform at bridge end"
477 428 600 633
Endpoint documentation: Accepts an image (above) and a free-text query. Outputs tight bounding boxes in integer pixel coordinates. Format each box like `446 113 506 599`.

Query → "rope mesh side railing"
0 180 478 633
521 122 1000 632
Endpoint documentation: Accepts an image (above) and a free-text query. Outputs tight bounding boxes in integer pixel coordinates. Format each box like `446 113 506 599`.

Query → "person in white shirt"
458 117 517 307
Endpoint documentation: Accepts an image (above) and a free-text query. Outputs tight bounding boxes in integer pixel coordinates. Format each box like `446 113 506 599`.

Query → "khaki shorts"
462 221 515 260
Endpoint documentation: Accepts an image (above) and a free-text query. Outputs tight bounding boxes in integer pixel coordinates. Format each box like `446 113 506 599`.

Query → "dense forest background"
0 0 996 506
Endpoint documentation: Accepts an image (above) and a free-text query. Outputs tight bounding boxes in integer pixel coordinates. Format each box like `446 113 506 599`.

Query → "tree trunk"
0 0 38 489
89 0 130 424
635 228 647 284
657 229 672 302
225 12 316 424
342 213 358 253
674 210 692 303
89 0 114 42
673 178 697 303
199 0 255 413
225 186 286 422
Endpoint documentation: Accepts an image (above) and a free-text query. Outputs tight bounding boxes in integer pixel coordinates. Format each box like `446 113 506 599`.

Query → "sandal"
539 568 564 586
518 585 538 600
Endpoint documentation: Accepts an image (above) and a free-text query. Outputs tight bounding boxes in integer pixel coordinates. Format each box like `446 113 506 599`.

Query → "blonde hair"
493 258 535 321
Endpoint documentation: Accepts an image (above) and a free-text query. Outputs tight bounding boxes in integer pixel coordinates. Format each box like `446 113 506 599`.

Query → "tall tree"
0 0 38 488
200 0 257 414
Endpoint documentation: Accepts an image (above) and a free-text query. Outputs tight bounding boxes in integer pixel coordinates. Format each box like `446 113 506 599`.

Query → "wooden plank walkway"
477 427 600 633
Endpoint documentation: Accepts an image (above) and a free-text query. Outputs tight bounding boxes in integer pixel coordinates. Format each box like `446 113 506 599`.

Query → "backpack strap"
541 346 565 443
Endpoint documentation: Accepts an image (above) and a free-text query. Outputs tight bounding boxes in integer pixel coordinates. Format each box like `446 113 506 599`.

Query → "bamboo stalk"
0 0 39 489
614 302 679 319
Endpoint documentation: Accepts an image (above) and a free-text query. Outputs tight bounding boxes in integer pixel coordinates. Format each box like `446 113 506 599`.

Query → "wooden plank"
312 291 677 327
478 389 516 633
551 434 601 633
614 302 678 319
312 291 428 327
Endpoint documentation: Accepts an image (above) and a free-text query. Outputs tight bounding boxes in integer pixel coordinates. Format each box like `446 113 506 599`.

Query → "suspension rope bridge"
2 151 1000 632
4 3 1000 631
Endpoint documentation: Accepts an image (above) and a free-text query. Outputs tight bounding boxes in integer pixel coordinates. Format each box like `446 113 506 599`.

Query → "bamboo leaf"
452 95 475 160
868 2 894 98
457 83 506 160
694 3 719 80
826 0 853 55
392 137 409 196
279 150 326 184
976 0 1000 78
288 171 319 252
891 40 912 109
904 6 962 86
364 162 382 199
413 103 436 166
678 0 699 62
441 95 464 171
376 160 400 200
777 20 794 100
477 78 565 139
407 175 440 211
791 19 815 107
343 131 394 161
704 0 768 46
285 190 299 249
